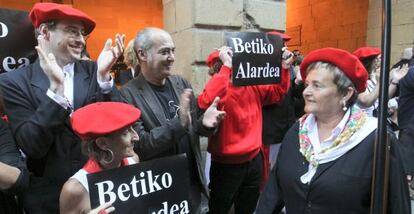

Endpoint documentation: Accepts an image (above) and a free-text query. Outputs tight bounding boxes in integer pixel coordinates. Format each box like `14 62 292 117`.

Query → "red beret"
266 31 292 41
300 48 368 93
71 102 141 140
352 47 381 61
29 2 96 35
206 51 220 68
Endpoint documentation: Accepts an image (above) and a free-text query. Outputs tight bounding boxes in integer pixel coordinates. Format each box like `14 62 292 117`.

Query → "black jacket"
256 121 410 214
0 60 118 213
116 69 134 86
120 74 212 196
262 80 304 144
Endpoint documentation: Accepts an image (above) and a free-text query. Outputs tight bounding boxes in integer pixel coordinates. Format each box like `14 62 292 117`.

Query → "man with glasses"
0 3 123 213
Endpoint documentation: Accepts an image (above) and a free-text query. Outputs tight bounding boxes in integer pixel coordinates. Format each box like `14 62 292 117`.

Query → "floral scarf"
298 105 369 183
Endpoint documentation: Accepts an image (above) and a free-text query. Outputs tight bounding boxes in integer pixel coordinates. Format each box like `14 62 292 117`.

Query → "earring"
342 100 348 111
102 149 114 165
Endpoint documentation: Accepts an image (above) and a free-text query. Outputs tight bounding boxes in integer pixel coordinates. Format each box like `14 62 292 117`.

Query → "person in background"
0 3 124 213
198 46 291 214
120 27 225 213
0 93 29 214
353 47 407 117
397 62 414 198
409 43 414 67
256 48 410 214
392 47 412 69
116 40 140 86
60 102 140 214
262 32 305 179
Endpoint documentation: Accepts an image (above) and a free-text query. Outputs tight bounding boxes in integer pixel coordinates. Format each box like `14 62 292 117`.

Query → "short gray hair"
306 62 358 107
134 27 167 52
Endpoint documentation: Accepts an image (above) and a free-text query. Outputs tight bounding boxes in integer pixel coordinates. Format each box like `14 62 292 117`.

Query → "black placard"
225 32 283 86
0 8 37 73
88 154 191 214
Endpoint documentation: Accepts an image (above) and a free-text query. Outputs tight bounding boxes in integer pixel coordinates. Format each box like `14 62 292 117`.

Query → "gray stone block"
163 0 176 33
194 0 244 27
176 0 194 31
191 66 210 95
245 0 286 30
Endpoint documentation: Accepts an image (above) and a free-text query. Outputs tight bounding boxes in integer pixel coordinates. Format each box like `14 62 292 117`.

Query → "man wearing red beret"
0 3 124 213
120 27 226 213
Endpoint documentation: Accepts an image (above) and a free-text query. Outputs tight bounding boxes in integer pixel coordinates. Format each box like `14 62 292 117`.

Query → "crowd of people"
0 2 414 214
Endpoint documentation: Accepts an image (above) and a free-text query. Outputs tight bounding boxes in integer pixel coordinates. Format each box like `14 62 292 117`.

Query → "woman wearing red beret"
256 48 410 214
353 47 408 117
59 102 141 214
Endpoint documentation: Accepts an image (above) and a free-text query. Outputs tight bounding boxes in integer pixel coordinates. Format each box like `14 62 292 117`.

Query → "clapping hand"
97 34 125 82
179 89 193 128
36 35 65 96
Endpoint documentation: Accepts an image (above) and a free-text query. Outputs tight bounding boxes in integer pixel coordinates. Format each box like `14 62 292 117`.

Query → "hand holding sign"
36 35 65 96
88 202 115 214
217 46 233 68
281 47 294 70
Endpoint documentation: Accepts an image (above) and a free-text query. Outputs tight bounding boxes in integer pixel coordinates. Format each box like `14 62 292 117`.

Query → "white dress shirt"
46 62 113 112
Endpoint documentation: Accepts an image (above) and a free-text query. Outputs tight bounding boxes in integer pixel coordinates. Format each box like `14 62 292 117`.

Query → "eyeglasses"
57 26 89 40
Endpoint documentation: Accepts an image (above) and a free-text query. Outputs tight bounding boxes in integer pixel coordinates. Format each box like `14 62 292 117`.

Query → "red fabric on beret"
29 2 96 34
206 51 220 68
266 31 292 41
300 48 368 93
71 102 141 140
352 47 381 61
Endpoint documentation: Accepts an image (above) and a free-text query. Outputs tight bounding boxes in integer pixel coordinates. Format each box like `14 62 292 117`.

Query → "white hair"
401 47 412 60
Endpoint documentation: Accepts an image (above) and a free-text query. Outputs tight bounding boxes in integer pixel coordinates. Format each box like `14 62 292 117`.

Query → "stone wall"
163 0 286 95
367 0 414 65
286 0 369 55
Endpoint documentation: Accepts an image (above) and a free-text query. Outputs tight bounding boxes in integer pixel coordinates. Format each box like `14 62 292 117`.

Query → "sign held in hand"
225 32 283 86
88 154 191 214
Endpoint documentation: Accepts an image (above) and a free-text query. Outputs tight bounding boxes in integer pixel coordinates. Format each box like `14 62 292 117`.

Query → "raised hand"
391 63 409 83
202 97 226 128
179 89 193 128
281 47 294 69
97 34 125 82
217 46 233 68
36 35 65 95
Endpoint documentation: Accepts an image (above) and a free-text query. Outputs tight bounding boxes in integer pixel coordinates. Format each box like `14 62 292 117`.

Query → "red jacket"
198 65 290 164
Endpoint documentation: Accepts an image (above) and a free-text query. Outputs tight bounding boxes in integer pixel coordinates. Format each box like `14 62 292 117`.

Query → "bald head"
134 27 171 53
133 27 175 85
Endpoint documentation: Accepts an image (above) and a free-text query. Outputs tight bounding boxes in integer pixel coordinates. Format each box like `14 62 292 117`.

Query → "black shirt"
398 67 414 130
148 80 197 181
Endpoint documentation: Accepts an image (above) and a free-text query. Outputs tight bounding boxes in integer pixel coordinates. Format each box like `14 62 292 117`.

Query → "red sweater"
198 65 290 164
